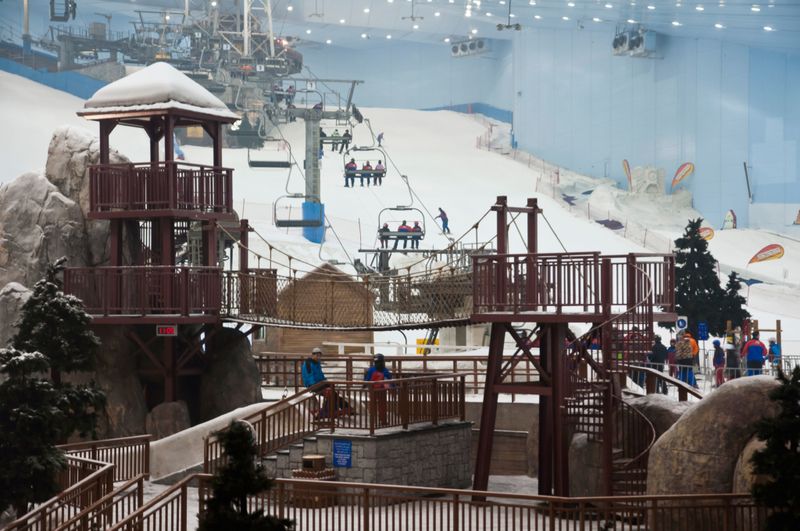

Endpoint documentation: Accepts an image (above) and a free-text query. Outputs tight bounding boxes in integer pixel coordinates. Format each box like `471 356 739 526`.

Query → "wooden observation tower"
471 196 677 498
63 63 249 404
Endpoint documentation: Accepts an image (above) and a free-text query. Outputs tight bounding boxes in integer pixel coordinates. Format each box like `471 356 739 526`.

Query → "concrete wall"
74 62 126 84
315 422 472 491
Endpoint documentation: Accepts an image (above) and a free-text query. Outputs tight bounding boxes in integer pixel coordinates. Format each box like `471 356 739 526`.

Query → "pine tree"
750 366 800 529
199 421 294 531
720 271 750 332
11 258 107 439
0 349 68 518
662 218 726 337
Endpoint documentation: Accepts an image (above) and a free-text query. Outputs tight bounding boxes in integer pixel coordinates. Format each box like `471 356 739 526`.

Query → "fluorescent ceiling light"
340 19 345 23
696 6 704 10
563 16 569 20
715 24 723 28
445 38 450 42
413 25 419 28
628 19 635 23
326 40 331 44
751 7 760 11
764 26 773 30
535 15 541 18
387 35 392 38
672 21 681 25
472 29 478 33
593 18 601 21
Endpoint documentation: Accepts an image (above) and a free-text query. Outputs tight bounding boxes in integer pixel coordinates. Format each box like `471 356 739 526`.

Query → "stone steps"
263 436 319 479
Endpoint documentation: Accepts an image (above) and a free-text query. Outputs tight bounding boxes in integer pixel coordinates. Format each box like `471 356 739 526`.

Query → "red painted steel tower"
63 64 248 405
470 196 677 499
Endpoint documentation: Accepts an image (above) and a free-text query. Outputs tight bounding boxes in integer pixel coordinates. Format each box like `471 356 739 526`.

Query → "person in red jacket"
410 221 422 249
360 161 373 186
741 331 768 376
344 158 357 188
392 221 411 250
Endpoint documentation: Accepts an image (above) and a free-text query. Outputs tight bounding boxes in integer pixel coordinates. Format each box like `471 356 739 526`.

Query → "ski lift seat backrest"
250 160 292 169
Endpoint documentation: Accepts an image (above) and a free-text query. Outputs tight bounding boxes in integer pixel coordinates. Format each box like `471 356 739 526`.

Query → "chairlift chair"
273 194 324 228
342 146 388 183
246 137 293 170
377 206 426 245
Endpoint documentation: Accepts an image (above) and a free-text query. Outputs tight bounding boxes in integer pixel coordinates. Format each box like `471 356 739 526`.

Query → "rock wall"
646 377 779 529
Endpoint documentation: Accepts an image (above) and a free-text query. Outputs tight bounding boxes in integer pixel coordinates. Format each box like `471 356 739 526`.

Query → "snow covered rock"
45 125 135 267
0 282 31 348
0 170 89 289
569 433 603 497
630 164 665 196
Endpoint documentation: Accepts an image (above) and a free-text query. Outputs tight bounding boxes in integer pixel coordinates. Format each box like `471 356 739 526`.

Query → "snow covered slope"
3 69 800 341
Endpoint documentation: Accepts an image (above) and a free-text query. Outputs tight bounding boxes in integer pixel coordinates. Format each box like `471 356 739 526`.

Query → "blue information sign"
698 322 709 341
333 440 351 468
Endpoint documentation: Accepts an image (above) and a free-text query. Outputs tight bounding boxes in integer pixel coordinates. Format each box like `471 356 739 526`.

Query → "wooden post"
551 322 569 497
431 378 439 426
472 322 505 496
400 381 409 430
538 325 553 496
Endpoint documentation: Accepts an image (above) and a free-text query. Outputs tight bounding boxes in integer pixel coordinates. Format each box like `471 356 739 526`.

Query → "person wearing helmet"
345 158 358 187
648 334 668 394
712 339 726 388
667 338 677 378
393 221 411 251
379 222 391 249
365 353 394 425
675 331 695 386
767 337 781 375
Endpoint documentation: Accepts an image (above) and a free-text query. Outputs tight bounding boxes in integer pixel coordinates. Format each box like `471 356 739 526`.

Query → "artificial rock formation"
199 327 262 423
146 401 192 440
624 393 693 439
0 282 31 347
0 171 89 289
646 377 779 529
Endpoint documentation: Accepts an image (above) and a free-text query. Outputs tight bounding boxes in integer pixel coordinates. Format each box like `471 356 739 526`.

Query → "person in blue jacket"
767 337 781 375
302 347 328 388
740 331 768 376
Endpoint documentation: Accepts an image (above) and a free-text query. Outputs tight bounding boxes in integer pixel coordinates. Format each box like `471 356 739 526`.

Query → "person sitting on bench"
345 159 357 188
374 160 385 186
361 161 373 186
393 221 411 250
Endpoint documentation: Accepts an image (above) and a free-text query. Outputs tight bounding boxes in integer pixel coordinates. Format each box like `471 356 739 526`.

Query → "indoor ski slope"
2 69 799 343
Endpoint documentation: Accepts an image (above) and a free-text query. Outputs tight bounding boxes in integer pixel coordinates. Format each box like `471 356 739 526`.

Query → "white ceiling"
5 0 800 55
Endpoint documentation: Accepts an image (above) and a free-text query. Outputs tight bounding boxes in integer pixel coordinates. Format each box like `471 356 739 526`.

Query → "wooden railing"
111 474 767 531
4 456 114 531
52 475 147 531
254 352 539 395
3 437 152 531
64 266 222 318
204 373 467 474
89 161 233 216
57 435 152 482
472 252 675 316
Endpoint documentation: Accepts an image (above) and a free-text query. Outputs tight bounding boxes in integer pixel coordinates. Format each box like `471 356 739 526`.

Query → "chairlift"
246 137 293 170
273 194 324 228
342 146 388 183
377 206 426 244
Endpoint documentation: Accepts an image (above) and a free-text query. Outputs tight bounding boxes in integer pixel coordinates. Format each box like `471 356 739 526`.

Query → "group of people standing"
648 329 783 393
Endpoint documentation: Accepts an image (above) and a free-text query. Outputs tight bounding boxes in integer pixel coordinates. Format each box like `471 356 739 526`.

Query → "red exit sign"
156 325 177 337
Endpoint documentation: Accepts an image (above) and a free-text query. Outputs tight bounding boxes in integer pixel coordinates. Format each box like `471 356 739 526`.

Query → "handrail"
57 435 152 482
108 473 765 531
88 160 235 173
52 474 147 531
4 456 114 531
630 365 704 400
204 373 468 473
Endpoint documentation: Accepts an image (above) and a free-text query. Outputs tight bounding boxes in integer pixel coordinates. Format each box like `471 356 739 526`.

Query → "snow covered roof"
80 62 239 121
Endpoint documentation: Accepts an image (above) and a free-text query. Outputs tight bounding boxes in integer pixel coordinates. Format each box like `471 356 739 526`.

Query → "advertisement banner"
671 162 694 189
748 244 784 264
699 227 714 241
623 159 631 189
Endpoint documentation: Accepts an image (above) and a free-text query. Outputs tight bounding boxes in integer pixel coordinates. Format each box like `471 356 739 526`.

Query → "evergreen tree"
661 218 727 337
11 258 107 439
720 271 750 331
0 258 107 518
0 349 68 518
199 421 294 531
750 366 800 529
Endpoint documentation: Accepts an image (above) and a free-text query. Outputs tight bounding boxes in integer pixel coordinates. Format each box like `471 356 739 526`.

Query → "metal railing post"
363 488 370 531
453 493 460 531
431 378 439 426
400 381 409 430
180 482 188 531
369 384 377 435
